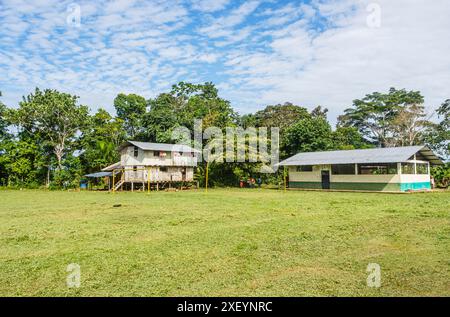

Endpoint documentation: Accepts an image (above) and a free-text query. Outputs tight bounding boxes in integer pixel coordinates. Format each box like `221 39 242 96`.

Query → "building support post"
414 154 417 175
112 169 115 193
283 166 287 192
147 167 151 194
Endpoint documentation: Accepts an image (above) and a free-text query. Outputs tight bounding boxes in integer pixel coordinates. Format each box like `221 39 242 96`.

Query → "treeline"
0 83 448 188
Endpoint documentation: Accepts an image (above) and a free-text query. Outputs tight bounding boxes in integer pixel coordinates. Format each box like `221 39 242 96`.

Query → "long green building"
278 146 443 192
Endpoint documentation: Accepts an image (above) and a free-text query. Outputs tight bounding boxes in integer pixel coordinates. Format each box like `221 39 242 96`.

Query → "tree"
310 105 328 119
436 99 450 158
423 99 450 160
11 88 89 171
253 103 310 158
0 139 46 186
338 88 425 147
254 103 309 132
143 93 180 143
173 82 237 130
79 108 125 172
238 113 257 129
0 91 9 141
114 93 147 139
143 82 237 144
285 117 334 156
0 92 10 185
390 103 431 146
332 126 371 150
431 163 450 188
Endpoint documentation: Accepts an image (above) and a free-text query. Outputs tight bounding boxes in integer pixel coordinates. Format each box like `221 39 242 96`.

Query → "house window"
358 163 397 175
416 163 428 175
154 151 167 157
332 164 355 175
160 167 168 172
296 165 313 172
401 163 415 174
133 146 139 157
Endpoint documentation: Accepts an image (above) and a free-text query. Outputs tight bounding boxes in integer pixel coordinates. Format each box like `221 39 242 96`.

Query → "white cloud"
220 0 450 123
190 0 230 13
198 1 260 40
0 0 449 126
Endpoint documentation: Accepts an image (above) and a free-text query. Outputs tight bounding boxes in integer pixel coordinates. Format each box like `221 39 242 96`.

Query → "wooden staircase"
114 179 124 191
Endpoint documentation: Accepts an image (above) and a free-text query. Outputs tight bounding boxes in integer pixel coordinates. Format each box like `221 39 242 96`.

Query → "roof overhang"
101 162 121 172
118 141 201 153
416 146 444 165
84 172 112 178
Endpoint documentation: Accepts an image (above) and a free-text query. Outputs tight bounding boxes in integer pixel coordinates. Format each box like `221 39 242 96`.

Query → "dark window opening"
160 167 168 172
296 165 313 172
133 146 139 157
358 163 397 175
332 164 355 175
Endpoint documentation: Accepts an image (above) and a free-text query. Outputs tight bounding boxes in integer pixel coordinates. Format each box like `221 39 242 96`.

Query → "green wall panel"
289 182 323 189
330 182 401 192
289 181 400 191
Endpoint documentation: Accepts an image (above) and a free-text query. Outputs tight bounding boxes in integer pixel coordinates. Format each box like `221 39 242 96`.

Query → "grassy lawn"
0 188 449 297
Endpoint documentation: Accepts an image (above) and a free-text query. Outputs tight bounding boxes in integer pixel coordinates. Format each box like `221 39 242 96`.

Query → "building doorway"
321 170 330 189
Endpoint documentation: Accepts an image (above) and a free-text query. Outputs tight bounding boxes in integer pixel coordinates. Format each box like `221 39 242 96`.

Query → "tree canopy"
338 88 427 147
10 88 89 171
0 84 447 188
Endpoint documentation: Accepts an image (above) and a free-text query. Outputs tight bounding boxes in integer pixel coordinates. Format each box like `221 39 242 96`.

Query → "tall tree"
0 92 10 185
390 103 431 146
172 82 237 130
80 108 125 172
254 102 309 131
253 103 310 158
143 93 179 143
338 88 425 147
423 99 450 160
0 139 46 186
310 105 329 119
113 93 147 139
332 126 371 150
285 117 334 156
11 88 89 171
0 91 8 141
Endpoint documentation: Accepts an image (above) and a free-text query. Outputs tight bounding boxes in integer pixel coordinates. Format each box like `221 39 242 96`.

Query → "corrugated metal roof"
101 161 121 172
84 172 112 178
119 141 200 153
278 145 443 166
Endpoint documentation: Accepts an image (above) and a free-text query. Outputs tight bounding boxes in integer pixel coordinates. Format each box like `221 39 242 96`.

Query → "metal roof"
84 172 112 178
101 161 121 172
278 145 444 166
119 141 200 153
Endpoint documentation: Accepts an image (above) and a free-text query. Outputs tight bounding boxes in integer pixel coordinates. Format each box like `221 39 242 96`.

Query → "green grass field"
0 189 449 297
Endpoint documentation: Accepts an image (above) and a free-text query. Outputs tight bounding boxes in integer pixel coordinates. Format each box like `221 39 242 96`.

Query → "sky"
1 0 450 125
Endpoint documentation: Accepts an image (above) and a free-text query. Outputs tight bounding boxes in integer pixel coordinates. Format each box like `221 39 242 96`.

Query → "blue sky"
1 0 449 125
